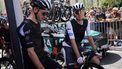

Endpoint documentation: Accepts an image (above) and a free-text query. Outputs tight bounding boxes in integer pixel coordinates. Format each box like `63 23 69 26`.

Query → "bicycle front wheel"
80 62 104 69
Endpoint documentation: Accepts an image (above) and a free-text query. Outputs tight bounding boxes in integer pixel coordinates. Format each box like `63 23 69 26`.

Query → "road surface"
101 46 122 69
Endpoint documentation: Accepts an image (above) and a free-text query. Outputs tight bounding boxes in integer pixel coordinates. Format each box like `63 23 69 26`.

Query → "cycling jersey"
17 19 44 52
17 19 62 69
17 19 45 69
63 18 91 47
62 18 93 67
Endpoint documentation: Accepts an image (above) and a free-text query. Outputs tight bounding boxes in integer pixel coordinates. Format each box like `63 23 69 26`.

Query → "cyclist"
17 0 62 69
61 2 100 68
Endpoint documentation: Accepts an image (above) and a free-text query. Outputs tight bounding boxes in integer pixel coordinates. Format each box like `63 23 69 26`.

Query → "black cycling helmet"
30 0 51 10
72 3 85 12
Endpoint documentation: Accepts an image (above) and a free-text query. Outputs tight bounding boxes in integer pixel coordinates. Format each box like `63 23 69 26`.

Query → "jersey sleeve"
19 23 35 48
66 21 75 39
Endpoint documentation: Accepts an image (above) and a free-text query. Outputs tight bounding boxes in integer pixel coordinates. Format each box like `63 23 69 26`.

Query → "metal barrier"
41 21 122 46
90 20 122 46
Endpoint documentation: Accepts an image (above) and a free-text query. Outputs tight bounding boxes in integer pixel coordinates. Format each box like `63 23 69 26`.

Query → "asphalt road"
100 47 122 69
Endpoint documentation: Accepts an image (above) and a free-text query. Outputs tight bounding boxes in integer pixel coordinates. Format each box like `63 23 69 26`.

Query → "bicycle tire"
0 57 16 69
53 6 61 22
80 62 104 69
61 6 71 22
47 9 54 22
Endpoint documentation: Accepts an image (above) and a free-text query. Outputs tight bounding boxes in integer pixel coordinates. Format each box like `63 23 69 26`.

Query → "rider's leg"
90 55 100 64
39 52 62 69
61 46 77 69
86 51 100 64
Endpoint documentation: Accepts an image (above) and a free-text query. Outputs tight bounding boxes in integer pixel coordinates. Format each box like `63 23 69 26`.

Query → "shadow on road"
100 52 121 65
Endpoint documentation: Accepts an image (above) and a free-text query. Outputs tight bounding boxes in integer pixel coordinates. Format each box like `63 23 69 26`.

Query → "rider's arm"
86 21 96 50
66 21 81 58
88 36 96 49
27 47 45 69
70 39 81 58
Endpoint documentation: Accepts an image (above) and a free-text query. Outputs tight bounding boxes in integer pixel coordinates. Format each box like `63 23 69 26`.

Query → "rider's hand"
95 50 102 59
77 57 85 64
93 45 97 51
95 52 102 57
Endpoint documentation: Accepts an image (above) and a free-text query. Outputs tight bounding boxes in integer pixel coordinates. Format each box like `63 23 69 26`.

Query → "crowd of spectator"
85 7 122 46
86 7 122 23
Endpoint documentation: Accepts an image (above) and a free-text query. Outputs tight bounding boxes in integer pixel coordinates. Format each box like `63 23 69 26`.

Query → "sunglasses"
75 10 79 15
42 12 48 16
75 10 84 15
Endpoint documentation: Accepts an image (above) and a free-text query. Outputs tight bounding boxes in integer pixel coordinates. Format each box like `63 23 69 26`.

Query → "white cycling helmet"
72 3 84 11
30 0 52 10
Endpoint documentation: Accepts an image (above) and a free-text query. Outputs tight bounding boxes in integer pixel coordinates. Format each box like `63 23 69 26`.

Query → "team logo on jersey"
68 33 74 36
25 30 30 35
67 28 71 30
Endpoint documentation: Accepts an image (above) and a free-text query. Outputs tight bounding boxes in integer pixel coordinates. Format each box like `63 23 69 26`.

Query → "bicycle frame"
65 51 104 69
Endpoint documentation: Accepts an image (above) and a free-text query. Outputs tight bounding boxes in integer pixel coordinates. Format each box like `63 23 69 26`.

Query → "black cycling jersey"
17 19 45 68
64 19 88 47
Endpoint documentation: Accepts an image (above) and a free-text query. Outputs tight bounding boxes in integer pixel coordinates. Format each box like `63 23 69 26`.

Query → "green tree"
101 0 122 7
0 0 5 11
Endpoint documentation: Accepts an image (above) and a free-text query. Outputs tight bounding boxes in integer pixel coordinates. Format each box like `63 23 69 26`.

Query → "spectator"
118 7 122 20
95 8 106 22
87 10 96 23
105 7 113 21
111 7 120 20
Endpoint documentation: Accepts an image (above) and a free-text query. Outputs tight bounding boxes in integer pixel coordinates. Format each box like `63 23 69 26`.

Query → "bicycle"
60 47 104 69
22 1 31 18
42 29 65 66
79 50 104 69
47 0 72 22
53 41 104 69
42 29 104 69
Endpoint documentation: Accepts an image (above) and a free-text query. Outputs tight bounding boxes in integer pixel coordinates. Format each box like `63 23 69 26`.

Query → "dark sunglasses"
75 9 85 15
75 10 79 15
42 12 48 16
